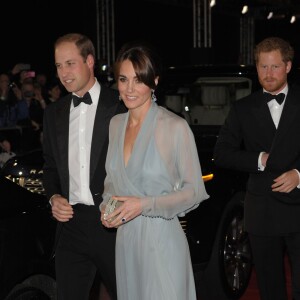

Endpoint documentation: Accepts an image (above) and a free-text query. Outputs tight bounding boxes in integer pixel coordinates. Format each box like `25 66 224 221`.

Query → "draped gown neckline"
122 102 157 168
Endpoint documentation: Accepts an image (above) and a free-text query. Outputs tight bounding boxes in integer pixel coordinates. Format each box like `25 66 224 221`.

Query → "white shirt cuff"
293 169 300 189
258 152 265 171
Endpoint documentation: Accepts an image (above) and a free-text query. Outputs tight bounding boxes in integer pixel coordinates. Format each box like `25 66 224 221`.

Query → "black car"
0 150 56 300
0 151 107 300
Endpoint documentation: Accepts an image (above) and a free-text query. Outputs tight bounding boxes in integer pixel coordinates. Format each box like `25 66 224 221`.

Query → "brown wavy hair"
254 37 294 64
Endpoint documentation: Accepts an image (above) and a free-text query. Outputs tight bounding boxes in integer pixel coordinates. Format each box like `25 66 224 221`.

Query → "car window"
163 76 252 125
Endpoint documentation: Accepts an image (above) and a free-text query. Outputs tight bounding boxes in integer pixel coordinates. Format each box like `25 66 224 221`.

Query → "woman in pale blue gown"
100 41 209 300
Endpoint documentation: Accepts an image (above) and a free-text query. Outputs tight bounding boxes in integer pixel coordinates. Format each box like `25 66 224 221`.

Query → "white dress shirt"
68 78 100 205
266 85 288 128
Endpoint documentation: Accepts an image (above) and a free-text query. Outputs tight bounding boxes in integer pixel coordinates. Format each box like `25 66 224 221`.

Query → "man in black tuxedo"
42 33 126 300
214 37 300 300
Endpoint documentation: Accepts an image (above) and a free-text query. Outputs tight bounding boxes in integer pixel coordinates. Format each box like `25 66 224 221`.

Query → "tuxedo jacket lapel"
267 88 299 156
252 91 277 148
276 90 299 137
55 95 72 190
90 86 121 181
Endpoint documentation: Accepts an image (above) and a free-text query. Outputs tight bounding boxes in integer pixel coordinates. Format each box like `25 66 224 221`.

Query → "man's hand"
51 195 73 222
272 170 300 193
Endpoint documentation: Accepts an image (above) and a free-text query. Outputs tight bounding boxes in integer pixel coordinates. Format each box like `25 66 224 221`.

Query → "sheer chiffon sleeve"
140 108 209 219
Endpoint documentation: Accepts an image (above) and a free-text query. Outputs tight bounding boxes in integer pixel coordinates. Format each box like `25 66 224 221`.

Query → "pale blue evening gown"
101 101 209 300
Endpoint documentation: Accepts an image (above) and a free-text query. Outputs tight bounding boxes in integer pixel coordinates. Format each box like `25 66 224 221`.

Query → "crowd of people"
0 64 64 160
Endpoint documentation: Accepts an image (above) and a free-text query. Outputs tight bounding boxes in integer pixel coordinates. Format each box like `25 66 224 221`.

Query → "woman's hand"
101 196 142 228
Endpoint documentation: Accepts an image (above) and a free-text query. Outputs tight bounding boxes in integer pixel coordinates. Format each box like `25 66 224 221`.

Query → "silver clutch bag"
104 197 123 221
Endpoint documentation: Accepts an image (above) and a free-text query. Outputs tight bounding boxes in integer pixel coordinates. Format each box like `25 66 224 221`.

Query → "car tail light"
202 173 214 182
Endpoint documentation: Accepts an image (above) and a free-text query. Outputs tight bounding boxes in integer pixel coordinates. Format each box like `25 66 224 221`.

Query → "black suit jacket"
42 84 126 206
214 84 300 235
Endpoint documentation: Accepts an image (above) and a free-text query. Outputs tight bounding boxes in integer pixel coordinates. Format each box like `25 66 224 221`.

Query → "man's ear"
286 61 292 74
86 54 94 68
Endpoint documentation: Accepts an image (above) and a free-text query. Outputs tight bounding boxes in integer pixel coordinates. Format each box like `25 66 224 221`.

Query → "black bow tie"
73 92 92 107
264 92 285 105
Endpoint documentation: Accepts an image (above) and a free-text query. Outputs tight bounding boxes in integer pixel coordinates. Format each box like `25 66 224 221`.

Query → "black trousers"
55 204 117 300
249 233 300 300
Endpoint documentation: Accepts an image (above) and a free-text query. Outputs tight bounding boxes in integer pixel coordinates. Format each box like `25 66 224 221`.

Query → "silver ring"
121 217 126 223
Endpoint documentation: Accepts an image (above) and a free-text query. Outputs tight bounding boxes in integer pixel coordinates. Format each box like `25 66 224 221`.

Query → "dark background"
1 0 300 78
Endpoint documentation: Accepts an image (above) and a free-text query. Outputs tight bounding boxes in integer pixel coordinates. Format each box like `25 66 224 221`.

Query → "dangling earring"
119 95 122 101
151 90 157 102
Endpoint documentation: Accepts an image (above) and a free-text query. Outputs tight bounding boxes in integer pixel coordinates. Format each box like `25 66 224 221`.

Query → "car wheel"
4 286 50 300
4 275 56 300
199 194 253 300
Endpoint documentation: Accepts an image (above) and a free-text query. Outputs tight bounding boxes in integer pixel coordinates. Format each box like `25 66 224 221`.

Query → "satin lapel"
271 89 299 145
90 87 120 180
55 95 72 187
252 91 276 146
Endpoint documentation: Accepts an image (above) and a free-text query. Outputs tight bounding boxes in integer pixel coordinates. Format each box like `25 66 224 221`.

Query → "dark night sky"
1 0 195 76
1 0 300 78
1 0 97 76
